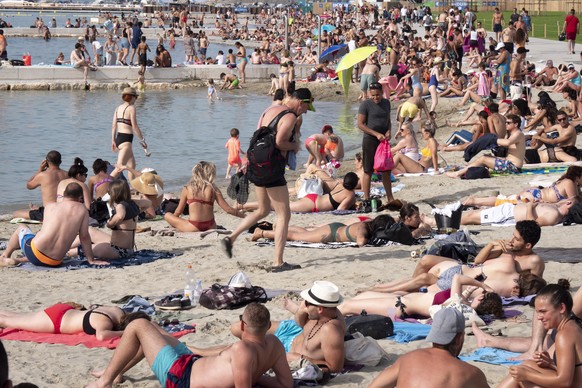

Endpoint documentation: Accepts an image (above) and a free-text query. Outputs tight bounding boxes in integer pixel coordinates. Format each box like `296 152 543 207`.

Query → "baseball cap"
292 88 315 112
495 42 505 51
426 308 465 345
568 63 575 69
546 60 553 66
516 47 529 54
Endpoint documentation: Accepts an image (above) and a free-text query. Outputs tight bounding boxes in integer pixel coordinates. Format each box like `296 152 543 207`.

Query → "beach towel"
356 183 405 198
12 250 178 271
502 295 535 306
460 347 522 366
294 364 364 387
255 241 401 249
396 168 445 177
9 218 42 224
388 322 431 343
0 325 195 349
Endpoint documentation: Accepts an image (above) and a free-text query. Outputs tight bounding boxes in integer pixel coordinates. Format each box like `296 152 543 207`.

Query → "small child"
225 128 245 178
208 79 218 100
267 73 279 95
137 36 150 75
136 70 145 92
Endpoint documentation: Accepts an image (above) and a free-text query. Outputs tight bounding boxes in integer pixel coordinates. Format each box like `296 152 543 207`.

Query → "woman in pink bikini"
164 161 244 232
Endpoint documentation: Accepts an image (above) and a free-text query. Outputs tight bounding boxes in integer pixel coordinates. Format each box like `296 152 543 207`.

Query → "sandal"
271 262 301 273
221 237 233 258
155 295 191 310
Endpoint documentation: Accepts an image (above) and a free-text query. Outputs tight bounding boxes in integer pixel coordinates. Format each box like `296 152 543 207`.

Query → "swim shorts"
200 47 207 56
274 319 303 352
44 303 75 334
493 158 520 174
399 101 419 119
480 203 516 226
231 78 240 88
151 342 194 387
436 265 462 290
493 23 502 33
360 74 376 92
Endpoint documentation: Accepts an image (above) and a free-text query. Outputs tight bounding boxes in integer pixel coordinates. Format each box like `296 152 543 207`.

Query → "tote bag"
373 140 395 171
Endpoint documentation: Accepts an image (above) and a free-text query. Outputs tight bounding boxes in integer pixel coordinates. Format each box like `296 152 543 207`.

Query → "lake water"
0 88 368 213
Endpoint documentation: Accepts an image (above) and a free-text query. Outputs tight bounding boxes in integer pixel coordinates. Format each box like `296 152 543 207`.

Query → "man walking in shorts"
358 82 395 204
563 9 580 55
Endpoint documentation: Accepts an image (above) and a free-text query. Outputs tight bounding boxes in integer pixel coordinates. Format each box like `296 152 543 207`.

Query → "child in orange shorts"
225 128 245 178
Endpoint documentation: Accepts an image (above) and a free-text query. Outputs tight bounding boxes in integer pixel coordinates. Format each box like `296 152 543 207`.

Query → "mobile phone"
475 274 486 282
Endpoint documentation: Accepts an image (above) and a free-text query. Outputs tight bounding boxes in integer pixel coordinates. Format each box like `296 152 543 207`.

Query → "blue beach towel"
389 322 431 343
12 250 178 271
460 347 523 366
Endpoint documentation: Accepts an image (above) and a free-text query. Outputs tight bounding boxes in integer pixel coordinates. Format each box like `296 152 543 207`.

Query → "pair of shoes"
271 262 301 273
221 236 233 258
155 295 191 310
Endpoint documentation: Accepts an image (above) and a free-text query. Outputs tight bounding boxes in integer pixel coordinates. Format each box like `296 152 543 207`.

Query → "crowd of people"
2 2 582 387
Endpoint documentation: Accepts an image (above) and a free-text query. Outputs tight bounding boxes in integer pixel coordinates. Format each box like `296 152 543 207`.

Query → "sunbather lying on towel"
463 165 582 206
251 214 394 247
0 303 141 340
339 273 504 320
244 172 358 213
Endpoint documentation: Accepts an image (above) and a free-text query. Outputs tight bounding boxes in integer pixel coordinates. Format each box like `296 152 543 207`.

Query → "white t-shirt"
348 39 357 52
215 54 225 65
470 30 478 40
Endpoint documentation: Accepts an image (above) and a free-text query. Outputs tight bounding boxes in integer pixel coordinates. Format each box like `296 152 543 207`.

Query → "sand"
2 70 582 388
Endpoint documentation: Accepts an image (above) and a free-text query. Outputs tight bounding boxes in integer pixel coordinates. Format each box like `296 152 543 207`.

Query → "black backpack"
246 109 296 186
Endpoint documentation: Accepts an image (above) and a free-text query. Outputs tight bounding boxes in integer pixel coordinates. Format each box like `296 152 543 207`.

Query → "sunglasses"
304 301 314 307
505 121 515 125
302 98 314 103
239 314 247 325
159 318 180 327
557 117 568 122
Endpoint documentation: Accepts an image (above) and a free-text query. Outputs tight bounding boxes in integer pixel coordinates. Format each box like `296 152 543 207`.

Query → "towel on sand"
12 250 178 271
389 322 431 343
0 326 195 349
460 347 522 366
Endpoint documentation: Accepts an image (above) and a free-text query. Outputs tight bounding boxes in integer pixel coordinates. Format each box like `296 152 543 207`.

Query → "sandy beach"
2 43 582 388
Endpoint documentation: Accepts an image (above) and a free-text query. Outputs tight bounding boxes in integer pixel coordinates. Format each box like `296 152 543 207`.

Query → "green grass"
474 11 582 43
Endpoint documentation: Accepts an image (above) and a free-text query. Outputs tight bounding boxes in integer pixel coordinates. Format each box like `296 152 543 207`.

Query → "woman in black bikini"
111 87 147 180
0 303 139 340
70 180 139 259
164 161 244 232
500 283 582 388
251 214 394 247
243 171 358 213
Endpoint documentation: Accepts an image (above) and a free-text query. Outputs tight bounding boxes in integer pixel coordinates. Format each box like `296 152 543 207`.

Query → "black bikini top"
83 309 116 335
111 201 140 221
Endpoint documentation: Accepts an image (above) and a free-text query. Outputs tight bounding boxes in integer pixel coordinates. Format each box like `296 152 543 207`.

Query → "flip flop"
221 237 233 258
271 262 301 273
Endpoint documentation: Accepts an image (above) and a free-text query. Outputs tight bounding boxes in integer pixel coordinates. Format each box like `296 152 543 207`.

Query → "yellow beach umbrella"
335 46 378 72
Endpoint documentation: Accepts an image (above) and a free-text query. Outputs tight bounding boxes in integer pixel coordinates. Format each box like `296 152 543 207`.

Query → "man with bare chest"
232 281 346 372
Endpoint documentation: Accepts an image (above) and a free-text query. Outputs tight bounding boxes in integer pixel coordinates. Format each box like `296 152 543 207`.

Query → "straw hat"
300 281 343 307
130 172 164 196
122 87 137 96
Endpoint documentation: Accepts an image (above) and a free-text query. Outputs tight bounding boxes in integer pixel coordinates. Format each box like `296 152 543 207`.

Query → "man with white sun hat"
230 280 346 372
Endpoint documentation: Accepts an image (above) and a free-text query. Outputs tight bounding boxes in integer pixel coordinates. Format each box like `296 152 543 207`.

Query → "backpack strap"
262 109 297 131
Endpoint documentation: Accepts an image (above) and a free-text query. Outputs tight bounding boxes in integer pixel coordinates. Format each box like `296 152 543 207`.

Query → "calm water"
0 89 367 213
4 36 235 65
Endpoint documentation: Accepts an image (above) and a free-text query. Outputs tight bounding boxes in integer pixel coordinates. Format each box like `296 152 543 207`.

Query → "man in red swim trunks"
563 9 580 55
87 303 293 388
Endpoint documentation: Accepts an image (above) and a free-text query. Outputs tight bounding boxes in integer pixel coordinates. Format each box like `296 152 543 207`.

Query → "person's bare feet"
445 171 461 178
471 322 493 348
509 351 536 361
281 297 299 314
84 379 110 388
90 370 124 384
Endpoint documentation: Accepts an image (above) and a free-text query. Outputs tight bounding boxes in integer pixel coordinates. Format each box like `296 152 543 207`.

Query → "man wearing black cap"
222 88 314 273
369 308 488 388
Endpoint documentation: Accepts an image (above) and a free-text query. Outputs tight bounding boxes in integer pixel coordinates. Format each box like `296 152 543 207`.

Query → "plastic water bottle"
191 280 202 307
184 265 195 301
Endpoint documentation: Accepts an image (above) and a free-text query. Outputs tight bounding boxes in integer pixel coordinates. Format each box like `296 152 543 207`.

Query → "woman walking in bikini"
111 87 147 180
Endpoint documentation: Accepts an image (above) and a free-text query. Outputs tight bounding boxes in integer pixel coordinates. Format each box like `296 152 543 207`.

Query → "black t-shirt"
358 98 391 137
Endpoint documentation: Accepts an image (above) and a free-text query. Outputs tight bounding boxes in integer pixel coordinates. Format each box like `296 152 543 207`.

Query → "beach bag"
371 221 415 246
246 110 296 186
344 332 389 366
199 284 267 310
296 176 324 198
345 311 394 339
160 198 189 215
373 140 394 172
89 199 110 225
462 166 490 180
559 32 566 41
